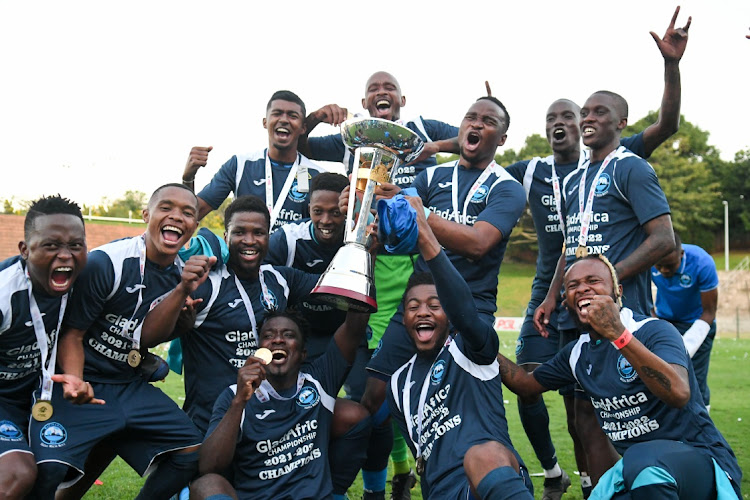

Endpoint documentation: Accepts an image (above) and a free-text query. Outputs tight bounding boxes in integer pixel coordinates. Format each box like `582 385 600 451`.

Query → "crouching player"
497 255 741 499
387 196 533 499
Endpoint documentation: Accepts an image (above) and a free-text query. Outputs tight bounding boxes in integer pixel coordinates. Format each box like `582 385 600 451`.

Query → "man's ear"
263 117 268 130
401 95 407 107
617 117 628 131
18 241 28 260
142 208 150 223
497 134 507 147
361 98 367 110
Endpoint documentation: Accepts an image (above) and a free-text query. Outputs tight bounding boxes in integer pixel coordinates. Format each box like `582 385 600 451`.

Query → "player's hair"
402 272 436 303
24 195 85 239
592 90 629 119
572 254 623 307
310 172 349 195
148 183 198 208
259 308 311 348
267 90 306 117
476 96 511 131
223 195 270 231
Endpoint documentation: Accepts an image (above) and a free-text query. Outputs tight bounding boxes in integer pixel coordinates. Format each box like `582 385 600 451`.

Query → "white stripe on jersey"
568 334 588 384
486 163 522 197
194 268 230 328
302 372 336 413
390 355 417 414
448 341 499 380
281 221 313 267
233 151 266 194
522 157 543 200
228 384 248 432
0 261 28 334
258 265 290 299
610 149 643 204
92 237 145 302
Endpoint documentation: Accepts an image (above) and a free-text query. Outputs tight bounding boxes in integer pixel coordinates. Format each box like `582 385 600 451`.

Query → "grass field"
80 259 750 499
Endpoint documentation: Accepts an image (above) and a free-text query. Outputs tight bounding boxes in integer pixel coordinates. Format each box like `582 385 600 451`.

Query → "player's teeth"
163 225 183 234
55 267 72 272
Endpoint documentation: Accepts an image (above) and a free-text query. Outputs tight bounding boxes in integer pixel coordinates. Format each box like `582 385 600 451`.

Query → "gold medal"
416 456 425 476
32 400 53 421
127 349 142 368
575 245 589 259
254 348 273 365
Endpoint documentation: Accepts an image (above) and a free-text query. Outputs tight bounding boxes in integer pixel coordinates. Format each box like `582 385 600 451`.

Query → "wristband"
182 177 194 183
612 329 633 350
423 207 431 219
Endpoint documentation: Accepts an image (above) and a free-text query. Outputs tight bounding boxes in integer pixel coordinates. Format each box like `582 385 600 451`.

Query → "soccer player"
652 232 718 408
301 72 461 497
385 191 533 500
508 8 690 496
30 184 211 499
182 90 326 231
0 195 89 500
496 255 742 499
189 309 371 500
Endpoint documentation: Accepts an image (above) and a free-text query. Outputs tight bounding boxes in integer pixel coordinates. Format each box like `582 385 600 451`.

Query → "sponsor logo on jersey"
40 422 67 447
126 284 146 294
306 259 324 267
0 420 23 441
679 274 693 288
567 184 579 196
254 179 266 186
297 387 320 409
544 176 554 184
617 355 638 383
255 409 276 420
228 298 243 309
595 173 611 196
25 312 46 327
430 360 446 385
515 339 524 356
438 182 453 189
586 364 593 376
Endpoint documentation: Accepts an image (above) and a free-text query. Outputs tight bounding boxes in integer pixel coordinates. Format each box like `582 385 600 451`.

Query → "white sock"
544 463 562 478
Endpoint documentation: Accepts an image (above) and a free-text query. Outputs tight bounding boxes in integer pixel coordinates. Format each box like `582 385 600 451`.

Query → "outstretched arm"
496 352 548 398
333 310 371 364
641 6 691 157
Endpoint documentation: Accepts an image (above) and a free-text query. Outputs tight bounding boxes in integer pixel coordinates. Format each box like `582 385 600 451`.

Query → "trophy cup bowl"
311 117 424 312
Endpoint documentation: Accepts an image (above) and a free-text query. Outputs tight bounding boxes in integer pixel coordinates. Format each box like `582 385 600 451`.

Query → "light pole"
722 200 729 271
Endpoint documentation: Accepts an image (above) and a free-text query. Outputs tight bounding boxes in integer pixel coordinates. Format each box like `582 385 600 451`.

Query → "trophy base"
311 244 377 313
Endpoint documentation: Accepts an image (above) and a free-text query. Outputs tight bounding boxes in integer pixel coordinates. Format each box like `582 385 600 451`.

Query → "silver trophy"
311 117 424 312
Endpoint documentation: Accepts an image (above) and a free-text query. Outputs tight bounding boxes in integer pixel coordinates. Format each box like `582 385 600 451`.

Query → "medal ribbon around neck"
25 267 68 403
123 234 148 353
255 373 309 402
402 346 447 463
550 150 587 236
576 147 621 250
451 161 497 225
265 151 306 230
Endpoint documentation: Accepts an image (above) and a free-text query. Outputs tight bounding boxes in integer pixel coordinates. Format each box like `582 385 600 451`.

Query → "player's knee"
0 453 37 499
190 473 237 500
332 398 371 437
32 461 70 499
464 441 519 483
359 377 386 416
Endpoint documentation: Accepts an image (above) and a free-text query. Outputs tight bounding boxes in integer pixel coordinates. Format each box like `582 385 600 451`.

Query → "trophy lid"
341 117 425 163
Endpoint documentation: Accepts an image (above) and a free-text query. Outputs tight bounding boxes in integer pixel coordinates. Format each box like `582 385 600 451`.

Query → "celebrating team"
1 6 742 500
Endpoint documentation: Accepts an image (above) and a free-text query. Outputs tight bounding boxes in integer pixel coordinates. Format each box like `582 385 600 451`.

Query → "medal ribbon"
551 151 587 236
576 147 621 249
265 151 304 230
232 269 275 340
124 234 147 351
450 161 497 225
255 372 308 402
25 268 68 402
402 346 447 461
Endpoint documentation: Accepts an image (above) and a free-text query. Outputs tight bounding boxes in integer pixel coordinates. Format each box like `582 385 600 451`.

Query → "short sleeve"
620 132 646 158
197 156 239 210
308 134 347 163
477 179 526 239
65 250 116 331
422 119 458 141
265 229 290 267
205 385 239 441
532 341 579 390
614 158 670 225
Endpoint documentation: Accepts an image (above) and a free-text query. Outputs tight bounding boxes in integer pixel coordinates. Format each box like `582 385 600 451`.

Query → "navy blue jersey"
561 147 670 314
0 256 63 400
206 342 350 500
265 220 345 340
307 117 458 188
183 258 319 433
505 133 647 302
533 308 741 490
413 161 525 315
197 150 325 232
652 244 719 323
388 251 524 498
65 237 182 383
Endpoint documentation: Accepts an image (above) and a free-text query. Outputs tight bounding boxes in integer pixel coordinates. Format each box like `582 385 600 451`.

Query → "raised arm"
407 137 460 166
333 310 371 364
614 214 675 282
140 255 216 348
199 355 266 475
641 6 691 156
298 104 348 157
584 295 690 408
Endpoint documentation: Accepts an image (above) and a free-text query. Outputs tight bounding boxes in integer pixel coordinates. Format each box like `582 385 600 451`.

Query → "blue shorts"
30 379 202 480
668 320 715 407
0 397 32 459
515 297 561 365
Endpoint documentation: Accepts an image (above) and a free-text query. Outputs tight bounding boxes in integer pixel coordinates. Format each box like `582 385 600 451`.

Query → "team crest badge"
515 339 524 356
288 179 308 203
260 290 278 311
430 360 446 385
679 274 693 288
297 387 320 409
0 420 23 441
617 355 638 383
470 185 489 203
595 173 611 196
39 422 67 447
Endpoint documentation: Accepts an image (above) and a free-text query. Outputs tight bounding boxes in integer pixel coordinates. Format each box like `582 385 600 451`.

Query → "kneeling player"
387 197 532 500
497 255 741 499
191 308 370 500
